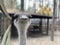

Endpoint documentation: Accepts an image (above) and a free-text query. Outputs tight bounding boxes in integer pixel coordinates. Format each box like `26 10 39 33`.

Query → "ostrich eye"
27 14 32 18
14 15 19 19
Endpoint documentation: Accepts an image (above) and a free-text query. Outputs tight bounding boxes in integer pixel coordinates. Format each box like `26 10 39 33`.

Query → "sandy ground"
11 30 60 45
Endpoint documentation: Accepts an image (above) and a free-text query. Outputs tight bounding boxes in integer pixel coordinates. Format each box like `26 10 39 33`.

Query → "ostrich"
14 14 31 45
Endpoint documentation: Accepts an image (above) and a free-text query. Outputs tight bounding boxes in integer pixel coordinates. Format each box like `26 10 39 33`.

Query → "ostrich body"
14 14 31 45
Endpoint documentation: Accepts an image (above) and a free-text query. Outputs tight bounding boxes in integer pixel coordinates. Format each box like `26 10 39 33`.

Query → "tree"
4 0 11 8
14 0 20 10
4 0 20 10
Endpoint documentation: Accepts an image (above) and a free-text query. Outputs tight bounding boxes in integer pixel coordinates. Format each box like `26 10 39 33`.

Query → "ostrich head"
14 13 31 45
14 13 31 31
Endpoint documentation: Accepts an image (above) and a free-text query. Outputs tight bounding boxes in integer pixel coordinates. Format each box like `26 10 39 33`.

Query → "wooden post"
11 0 14 9
51 0 56 41
21 0 24 11
46 19 49 35
0 0 11 20
39 19 42 33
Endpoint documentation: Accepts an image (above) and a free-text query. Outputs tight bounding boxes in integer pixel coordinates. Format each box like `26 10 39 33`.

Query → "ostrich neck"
16 21 30 45
18 26 27 45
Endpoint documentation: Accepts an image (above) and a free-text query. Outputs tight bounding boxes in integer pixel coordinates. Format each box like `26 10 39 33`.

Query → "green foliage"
14 0 20 10
4 0 11 8
27 7 34 12
5 0 20 10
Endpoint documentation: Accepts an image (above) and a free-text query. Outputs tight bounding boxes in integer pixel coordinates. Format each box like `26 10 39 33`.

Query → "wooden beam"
0 0 11 20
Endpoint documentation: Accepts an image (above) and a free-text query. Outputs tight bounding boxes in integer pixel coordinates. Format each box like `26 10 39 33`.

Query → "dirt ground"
11 30 60 45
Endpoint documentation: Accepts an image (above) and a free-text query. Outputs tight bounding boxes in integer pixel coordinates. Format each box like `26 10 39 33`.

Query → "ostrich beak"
19 15 29 20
